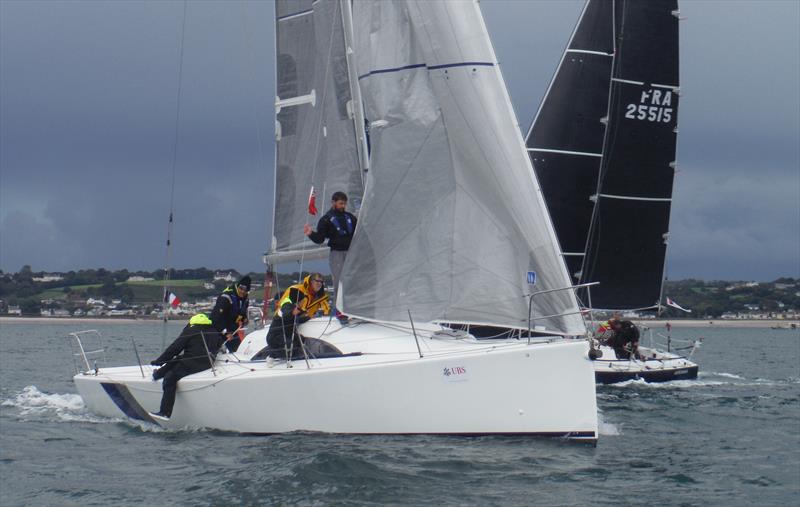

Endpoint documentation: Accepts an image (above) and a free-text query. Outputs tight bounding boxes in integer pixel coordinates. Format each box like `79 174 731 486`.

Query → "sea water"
1 321 798 506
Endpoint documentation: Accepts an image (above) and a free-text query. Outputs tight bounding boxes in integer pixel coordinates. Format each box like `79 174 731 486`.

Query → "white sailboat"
72 0 598 439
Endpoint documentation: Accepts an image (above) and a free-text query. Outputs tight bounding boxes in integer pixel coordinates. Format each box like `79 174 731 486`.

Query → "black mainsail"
526 0 680 310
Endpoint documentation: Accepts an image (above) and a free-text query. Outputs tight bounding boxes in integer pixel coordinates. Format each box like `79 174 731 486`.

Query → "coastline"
1 316 797 329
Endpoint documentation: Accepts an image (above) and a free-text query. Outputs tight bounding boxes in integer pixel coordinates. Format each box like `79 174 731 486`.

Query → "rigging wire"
161 0 188 342
238 0 274 315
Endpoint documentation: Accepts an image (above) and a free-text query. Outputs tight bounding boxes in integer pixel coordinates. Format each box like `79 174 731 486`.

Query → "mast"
339 0 370 184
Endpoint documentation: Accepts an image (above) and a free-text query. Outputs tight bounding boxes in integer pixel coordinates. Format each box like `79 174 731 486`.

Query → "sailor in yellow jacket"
266 273 331 360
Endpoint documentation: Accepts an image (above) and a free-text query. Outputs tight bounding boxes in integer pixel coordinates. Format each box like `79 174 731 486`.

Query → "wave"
2 385 122 425
709 372 746 380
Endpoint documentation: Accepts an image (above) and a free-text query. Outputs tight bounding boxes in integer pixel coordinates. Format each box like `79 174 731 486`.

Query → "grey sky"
1 0 798 281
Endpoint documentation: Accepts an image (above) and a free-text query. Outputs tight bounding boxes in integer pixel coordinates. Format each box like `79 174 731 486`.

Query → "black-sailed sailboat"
526 0 699 383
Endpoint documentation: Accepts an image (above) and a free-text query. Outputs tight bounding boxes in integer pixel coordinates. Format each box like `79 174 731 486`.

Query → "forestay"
269 0 364 264
339 0 585 335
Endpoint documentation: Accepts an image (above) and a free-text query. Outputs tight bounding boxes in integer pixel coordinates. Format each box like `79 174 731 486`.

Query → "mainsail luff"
527 0 680 310
340 0 585 335
269 0 364 263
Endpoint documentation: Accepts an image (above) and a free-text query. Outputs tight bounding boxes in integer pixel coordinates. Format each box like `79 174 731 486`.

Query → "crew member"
148 276 251 420
148 314 226 420
610 320 644 360
596 312 622 344
213 275 251 349
265 273 330 361
303 191 356 312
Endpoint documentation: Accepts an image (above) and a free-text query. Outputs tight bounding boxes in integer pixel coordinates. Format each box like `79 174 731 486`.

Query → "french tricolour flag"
164 290 181 308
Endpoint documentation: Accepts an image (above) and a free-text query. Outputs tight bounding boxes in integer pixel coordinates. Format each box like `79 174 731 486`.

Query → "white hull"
593 345 699 384
74 319 598 440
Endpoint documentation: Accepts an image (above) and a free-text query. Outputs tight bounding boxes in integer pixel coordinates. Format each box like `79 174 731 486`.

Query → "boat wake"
598 371 798 390
597 411 620 436
2 385 123 425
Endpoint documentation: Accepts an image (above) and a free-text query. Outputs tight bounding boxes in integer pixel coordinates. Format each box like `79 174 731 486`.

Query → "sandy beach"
1 316 797 329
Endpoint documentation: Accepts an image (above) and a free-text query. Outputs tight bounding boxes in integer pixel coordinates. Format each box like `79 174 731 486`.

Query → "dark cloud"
1 0 798 281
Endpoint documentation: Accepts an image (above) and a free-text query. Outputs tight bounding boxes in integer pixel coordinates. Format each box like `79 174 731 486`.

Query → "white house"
213 271 237 282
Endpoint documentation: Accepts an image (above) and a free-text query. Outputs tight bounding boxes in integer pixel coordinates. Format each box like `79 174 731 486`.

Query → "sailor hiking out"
148 276 250 420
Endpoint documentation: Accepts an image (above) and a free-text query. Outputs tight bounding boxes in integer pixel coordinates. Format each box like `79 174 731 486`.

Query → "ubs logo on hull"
443 366 469 383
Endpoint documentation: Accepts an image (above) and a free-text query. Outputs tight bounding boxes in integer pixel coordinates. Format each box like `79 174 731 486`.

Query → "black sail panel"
526 0 614 281
581 198 671 309
580 0 680 309
532 153 599 278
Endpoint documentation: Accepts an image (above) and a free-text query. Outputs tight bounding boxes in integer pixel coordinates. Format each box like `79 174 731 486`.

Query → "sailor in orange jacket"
265 273 330 360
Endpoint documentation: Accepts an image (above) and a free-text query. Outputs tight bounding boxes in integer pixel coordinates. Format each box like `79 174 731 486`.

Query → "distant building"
213 271 237 282
7 306 21 316
127 276 155 282
32 274 63 282
203 282 216 290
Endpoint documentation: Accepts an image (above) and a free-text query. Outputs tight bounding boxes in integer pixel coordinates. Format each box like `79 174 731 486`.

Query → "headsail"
340 0 585 335
526 0 680 310
268 0 364 264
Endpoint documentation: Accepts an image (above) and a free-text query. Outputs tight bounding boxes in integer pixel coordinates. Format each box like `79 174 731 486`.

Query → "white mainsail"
268 0 364 263
339 0 585 335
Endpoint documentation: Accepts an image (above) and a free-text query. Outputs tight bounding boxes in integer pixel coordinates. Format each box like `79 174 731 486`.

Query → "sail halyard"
339 0 585 335
267 0 365 265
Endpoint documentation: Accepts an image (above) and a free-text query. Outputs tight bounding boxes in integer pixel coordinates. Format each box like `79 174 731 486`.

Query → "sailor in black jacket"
211 276 251 351
149 313 227 419
303 191 357 301
148 276 251 419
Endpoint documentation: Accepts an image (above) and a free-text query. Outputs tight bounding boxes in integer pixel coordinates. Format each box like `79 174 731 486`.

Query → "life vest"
276 275 331 318
330 213 355 236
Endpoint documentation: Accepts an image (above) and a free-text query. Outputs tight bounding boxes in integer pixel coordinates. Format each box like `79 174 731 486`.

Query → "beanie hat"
238 275 252 291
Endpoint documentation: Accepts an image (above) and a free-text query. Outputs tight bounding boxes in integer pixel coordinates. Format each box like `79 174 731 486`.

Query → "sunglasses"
311 279 324 283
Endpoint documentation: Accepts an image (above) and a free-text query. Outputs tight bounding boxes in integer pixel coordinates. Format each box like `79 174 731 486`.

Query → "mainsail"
526 0 680 310
339 0 585 335
268 0 365 264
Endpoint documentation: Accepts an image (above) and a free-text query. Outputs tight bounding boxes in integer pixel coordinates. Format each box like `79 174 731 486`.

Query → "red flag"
308 186 318 215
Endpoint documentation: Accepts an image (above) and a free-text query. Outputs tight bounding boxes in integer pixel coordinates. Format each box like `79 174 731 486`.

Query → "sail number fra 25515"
624 89 674 123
